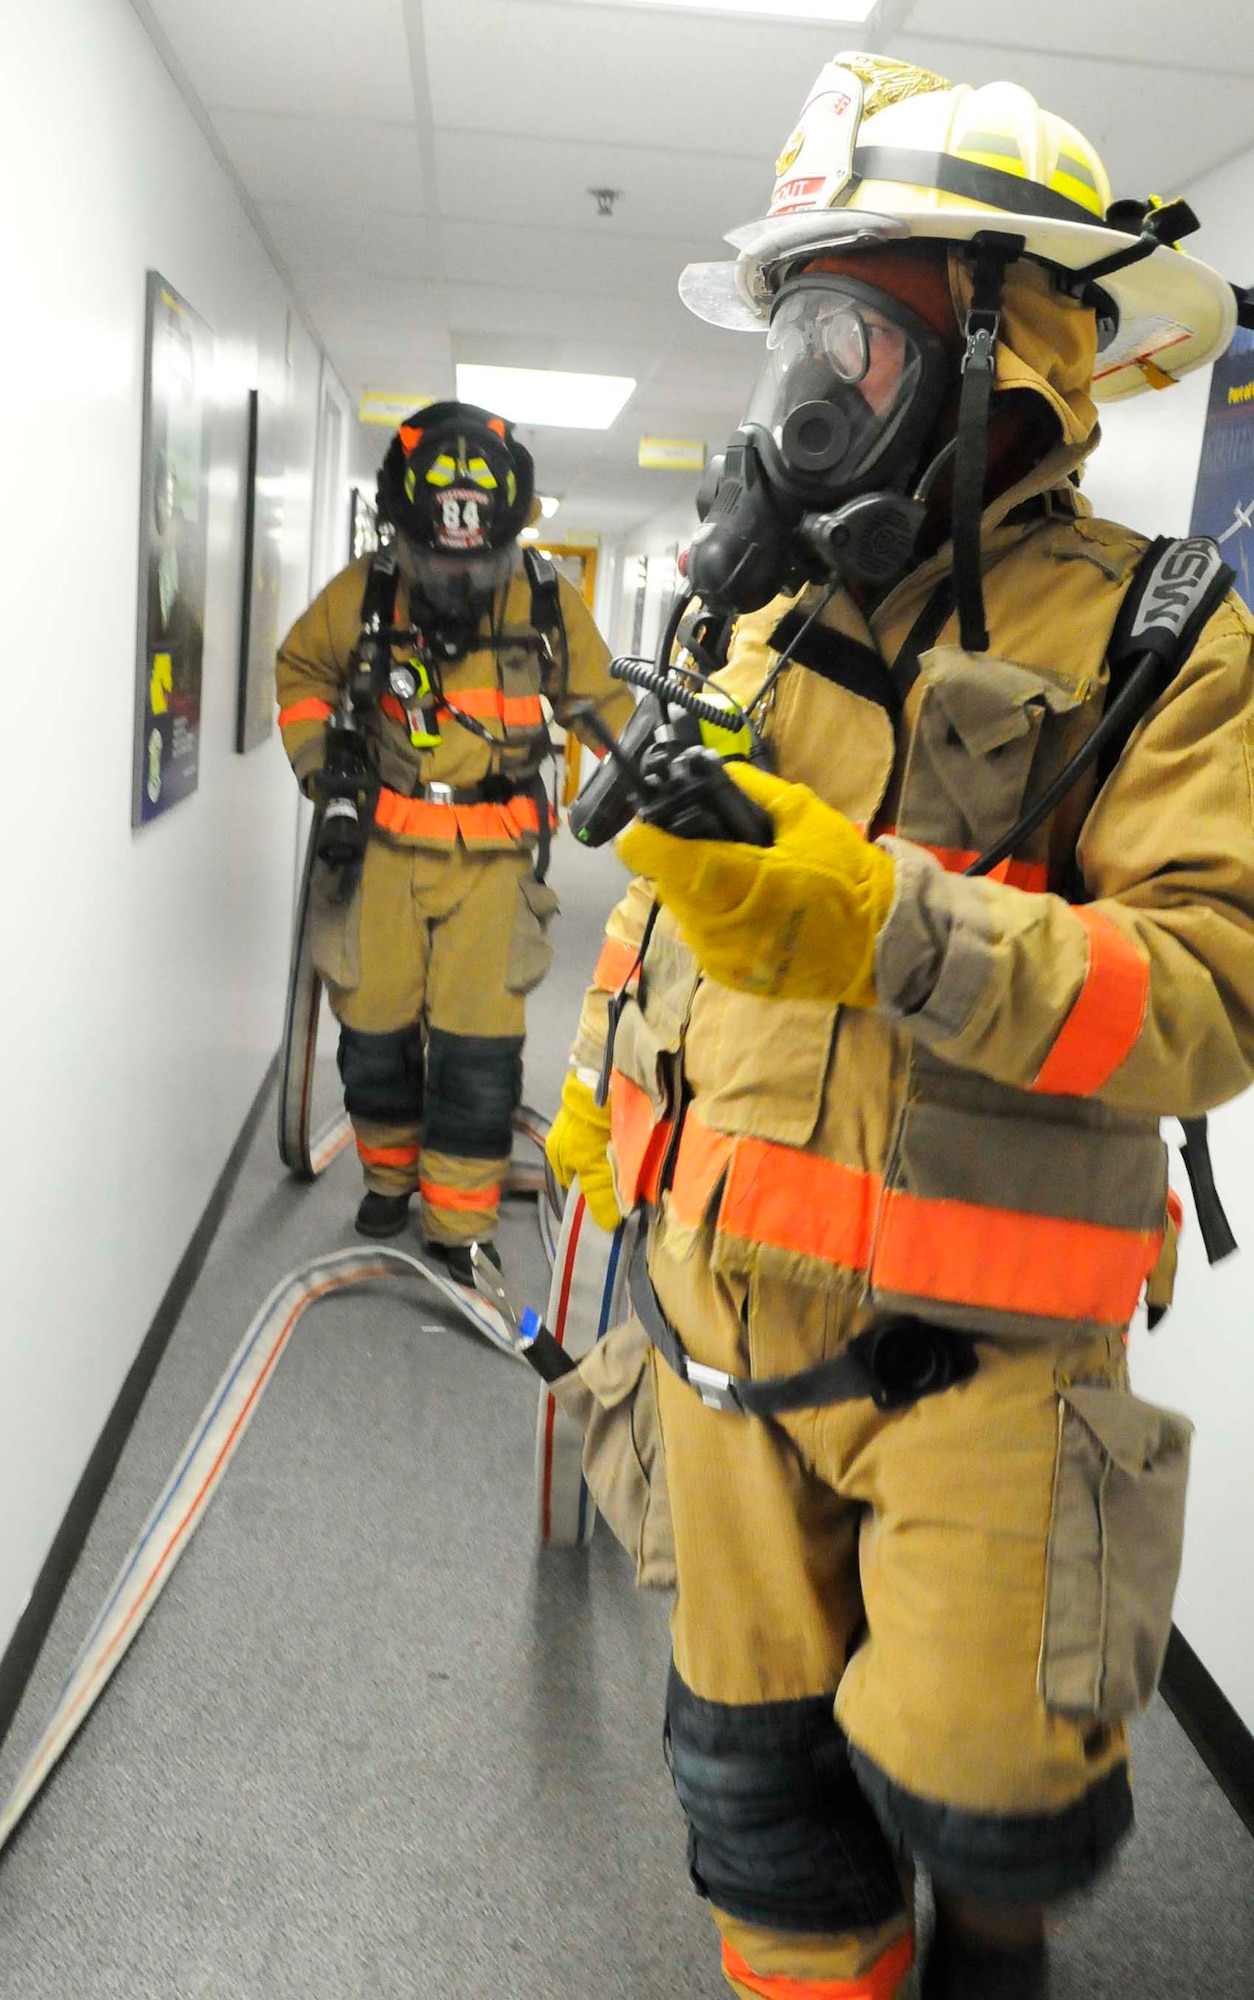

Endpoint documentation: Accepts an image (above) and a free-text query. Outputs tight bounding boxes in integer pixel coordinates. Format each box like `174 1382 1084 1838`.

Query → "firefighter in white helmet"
547 53 1254 1999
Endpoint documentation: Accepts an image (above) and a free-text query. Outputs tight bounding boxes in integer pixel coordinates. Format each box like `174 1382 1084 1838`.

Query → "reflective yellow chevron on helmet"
419 450 502 490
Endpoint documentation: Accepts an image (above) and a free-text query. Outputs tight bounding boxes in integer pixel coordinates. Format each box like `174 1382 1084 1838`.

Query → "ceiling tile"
439 219 731 299
212 111 427 211
259 204 437 278
899 1 1254 75
441 280 688 345
145 0 417 118
422 0 840 156
434 128 768 242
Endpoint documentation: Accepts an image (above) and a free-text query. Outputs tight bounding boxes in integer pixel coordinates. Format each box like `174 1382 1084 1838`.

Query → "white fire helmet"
679 54 1240 403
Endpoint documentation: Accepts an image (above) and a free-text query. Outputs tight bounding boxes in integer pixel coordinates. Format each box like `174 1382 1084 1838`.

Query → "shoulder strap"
768 607 901 723
521 545 569 707
522 545 564 642
1095 534 1233 790
358 547 400 631
1097 533 1238 1273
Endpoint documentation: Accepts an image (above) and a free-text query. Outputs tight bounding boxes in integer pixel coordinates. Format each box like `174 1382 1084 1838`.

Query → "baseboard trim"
0 1055 278 1759
1160 1626 1254 1839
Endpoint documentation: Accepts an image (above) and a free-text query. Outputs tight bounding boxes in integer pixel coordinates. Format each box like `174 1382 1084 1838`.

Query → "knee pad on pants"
849 1743 1133 1903
425 1028 522 1160
665 1664 904 1936
337 1024 424 1125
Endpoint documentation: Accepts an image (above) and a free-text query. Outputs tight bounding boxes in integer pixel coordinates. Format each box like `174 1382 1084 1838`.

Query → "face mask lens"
747 279 934 494
814 304 868 382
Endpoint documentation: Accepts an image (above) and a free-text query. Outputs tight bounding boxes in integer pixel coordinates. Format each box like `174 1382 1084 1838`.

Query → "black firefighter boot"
354 1190 413 1239
426 1239 502 1286
921 1922 1048 1999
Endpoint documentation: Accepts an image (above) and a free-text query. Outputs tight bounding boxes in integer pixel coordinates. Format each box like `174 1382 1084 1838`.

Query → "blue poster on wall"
1188 324 1254 611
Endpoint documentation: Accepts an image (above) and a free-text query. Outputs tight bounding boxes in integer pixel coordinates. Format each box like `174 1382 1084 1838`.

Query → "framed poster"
132 271 214 824
236 386 286 752
350 486 378 561
1189 323 1254 608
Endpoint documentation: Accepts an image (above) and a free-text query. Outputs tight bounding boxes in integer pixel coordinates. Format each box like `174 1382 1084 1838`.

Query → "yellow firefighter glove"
616 763 896 1006
545 1071 624 1232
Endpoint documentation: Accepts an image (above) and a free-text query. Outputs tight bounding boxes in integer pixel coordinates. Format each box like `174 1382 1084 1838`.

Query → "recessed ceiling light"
557 0 877 21
456 364 636 430
538 494 561 517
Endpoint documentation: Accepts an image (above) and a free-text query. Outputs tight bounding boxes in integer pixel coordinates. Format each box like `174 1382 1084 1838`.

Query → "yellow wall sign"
638 437 707 472
359 391 432 427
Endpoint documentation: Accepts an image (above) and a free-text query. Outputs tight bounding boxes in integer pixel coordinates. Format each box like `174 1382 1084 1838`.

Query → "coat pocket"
307 861 362 992
1040 1382 1193 1723
898 645 1085 854
505 873 561 995
550 1320 676 1590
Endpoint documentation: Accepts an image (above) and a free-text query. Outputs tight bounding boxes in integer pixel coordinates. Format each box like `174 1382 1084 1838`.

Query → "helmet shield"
744 274 949 500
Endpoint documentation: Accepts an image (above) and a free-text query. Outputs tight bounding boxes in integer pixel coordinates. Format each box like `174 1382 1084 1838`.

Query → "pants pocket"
307 861 362 991
505 873 560 995
550 1321 676 1589
1040 1381 1193 1723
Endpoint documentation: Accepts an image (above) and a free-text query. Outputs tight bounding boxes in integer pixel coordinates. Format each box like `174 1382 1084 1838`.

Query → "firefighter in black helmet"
277 402 632 1277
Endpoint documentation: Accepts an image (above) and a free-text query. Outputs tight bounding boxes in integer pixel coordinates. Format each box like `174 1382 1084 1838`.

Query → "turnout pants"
313 836 536 1244
647 1235 1181 2000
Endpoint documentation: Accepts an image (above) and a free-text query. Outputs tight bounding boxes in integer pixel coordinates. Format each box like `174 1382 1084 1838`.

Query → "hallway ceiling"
137 0 1254 538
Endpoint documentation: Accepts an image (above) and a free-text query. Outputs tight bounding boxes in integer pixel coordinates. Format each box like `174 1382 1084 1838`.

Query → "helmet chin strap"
950 230 1026 653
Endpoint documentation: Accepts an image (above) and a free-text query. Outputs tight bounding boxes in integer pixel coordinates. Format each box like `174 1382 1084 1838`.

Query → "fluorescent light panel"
562 0 877 21
456 364 635 430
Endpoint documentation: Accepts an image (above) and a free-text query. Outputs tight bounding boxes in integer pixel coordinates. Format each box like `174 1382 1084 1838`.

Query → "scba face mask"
688 273 952 612
402 542 517 620
748 275 948 497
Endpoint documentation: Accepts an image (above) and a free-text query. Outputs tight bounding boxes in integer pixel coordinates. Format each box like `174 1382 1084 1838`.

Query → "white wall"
0 0 338 1661
1082 149 1254 1729
611 499 697 658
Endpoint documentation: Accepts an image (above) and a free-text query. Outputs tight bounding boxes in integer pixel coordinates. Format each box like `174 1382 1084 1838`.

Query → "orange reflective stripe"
419 1179 499 1212
722 1933 914 2000
608 1069 673 1210
374 787 544 844
441 688 544 728
876 827 1048 893
453 797 544 842
669 1116 734 1228
872 1190 1160 1327
380 689 543 730
716 1130 880 1271
927 843 1048 892
1031 907 1149 1097
1167 1187 1184 1232
278 698 335 727
594 936 640 992
678 1113 1157 1323
356 1141 420 1169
